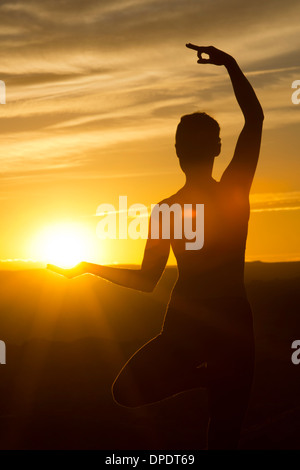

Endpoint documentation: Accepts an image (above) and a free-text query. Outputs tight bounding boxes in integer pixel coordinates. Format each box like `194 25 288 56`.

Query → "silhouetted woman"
48 45 264 449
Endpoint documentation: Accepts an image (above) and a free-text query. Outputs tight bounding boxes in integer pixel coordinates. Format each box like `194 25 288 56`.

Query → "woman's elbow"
141 280 157 293
139 274 158 293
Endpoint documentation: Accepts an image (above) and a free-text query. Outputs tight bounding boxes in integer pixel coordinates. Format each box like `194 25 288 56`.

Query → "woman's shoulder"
154 187 185 208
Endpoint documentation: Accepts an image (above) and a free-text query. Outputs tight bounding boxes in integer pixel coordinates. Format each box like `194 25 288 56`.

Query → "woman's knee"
111 374 141 408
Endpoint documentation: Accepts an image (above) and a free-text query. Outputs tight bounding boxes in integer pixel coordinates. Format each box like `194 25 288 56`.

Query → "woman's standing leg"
206 325 255 449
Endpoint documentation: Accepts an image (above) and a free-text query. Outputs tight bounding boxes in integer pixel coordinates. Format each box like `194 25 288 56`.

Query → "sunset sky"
0 0 300 266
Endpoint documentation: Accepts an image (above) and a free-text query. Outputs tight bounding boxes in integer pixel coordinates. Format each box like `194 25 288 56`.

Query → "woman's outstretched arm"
47 210 170 292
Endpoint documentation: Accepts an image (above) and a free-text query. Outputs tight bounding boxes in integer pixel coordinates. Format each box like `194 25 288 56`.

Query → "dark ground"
0 261 299 449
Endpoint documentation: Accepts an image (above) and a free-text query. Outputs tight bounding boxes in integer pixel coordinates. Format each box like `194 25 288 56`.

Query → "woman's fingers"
187 43 223 65
47 264 58 272
186 43 212 54
47 264 68 277
197 58 211 64
47 262 85 278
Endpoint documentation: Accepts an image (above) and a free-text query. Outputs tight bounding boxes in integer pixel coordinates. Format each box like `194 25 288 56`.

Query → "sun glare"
34 223 92 268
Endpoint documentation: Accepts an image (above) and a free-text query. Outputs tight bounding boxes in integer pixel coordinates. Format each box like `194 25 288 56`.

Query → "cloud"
1 0 300 181
250 191 300 213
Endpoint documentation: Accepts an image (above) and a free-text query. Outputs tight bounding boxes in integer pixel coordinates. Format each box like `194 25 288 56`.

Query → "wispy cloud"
0 0 299 194
250 191 300 212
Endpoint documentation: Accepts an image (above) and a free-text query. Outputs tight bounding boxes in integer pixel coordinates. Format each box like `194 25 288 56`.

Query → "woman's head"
175 112 221 173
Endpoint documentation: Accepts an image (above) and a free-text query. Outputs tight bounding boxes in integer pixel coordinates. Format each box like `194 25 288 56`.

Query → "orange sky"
0 0 300 266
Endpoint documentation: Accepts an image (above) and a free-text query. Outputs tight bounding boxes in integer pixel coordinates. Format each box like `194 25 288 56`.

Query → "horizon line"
0 258 300 271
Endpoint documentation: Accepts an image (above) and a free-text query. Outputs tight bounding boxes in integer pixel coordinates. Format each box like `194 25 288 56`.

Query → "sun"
34 223 92 268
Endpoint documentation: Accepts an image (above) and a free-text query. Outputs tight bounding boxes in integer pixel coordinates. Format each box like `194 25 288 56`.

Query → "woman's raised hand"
186 44 233 66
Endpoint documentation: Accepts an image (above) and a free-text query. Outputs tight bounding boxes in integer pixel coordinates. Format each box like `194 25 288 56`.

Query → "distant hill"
0 260 45 270
244 260 300 282
1 259 300 279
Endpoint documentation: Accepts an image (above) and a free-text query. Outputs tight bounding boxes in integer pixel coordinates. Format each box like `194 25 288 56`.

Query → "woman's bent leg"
112 334 207 408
